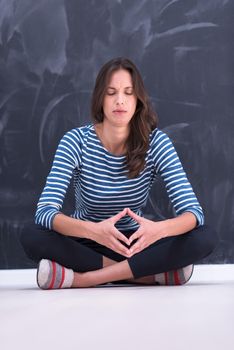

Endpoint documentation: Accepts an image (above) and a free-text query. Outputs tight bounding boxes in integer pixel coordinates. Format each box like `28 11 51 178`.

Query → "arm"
158 211 197 238
52 213 94 238
127 130 204 255
35 128 85 234
152 129 205 229
35 129 99 239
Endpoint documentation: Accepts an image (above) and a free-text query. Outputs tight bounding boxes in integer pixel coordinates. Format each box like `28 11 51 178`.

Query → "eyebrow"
107 86 133 89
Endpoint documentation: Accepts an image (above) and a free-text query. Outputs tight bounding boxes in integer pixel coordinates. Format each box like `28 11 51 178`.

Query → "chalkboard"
0 0 233 268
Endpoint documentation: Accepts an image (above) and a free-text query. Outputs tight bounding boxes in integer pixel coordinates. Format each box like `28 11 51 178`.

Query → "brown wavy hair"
91 57 158 178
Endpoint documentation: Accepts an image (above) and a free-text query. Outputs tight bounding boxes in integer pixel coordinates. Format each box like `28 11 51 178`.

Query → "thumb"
111 208 127 223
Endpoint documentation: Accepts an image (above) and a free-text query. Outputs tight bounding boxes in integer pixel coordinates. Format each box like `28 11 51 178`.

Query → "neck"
95 121 129 156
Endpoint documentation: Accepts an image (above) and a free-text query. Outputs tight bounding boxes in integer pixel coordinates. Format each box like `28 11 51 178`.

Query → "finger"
129 228 142 244
126 208 142 224
129 238 144 255
113 238 131 257
111 208 127 223
114 229 131 246
129 232 139 244
130 247 142 256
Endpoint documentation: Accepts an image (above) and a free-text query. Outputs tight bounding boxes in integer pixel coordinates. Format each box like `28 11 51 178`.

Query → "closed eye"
106 90 134 96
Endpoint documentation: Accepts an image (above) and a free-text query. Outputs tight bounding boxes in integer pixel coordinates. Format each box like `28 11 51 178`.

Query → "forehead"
107 69 133 88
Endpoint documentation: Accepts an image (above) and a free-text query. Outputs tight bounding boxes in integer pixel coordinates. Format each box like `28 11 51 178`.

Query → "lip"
113 110 127 113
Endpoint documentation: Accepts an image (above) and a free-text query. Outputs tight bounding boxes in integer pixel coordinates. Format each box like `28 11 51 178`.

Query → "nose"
116 93 125 105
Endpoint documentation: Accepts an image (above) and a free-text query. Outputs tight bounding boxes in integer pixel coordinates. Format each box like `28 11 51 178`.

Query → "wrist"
155 212 197 238
153 219 170 239
79 220 96 240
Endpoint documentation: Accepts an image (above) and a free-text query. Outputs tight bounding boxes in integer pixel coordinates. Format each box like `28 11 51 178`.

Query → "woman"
20 57 217 289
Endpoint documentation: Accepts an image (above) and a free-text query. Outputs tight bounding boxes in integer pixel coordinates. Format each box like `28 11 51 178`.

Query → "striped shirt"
35 123 204 231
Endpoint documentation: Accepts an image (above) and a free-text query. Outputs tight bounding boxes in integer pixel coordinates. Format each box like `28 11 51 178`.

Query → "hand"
127 208 165 256
88 208 131 258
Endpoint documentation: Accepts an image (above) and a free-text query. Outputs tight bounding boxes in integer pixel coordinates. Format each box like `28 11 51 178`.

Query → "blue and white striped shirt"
35 124 204 231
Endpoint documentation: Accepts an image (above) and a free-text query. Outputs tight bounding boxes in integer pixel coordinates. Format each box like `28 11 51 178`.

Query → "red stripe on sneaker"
174 270 180 285
58 266 65 288
49 261 56 289
165 272 168 285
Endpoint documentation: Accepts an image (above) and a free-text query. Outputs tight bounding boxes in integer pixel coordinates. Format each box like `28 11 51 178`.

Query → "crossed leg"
21 224 217 289
102 256 155 284
72 256 155 288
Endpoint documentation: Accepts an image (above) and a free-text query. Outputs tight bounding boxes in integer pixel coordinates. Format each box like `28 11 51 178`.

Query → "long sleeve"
35 128 82 229
151 129 204 226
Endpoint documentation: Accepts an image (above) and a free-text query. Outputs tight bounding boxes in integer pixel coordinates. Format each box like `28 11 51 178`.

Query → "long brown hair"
91 57 158 178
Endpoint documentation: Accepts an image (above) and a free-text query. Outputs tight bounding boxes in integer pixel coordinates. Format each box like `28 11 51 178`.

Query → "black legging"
20 223 218 279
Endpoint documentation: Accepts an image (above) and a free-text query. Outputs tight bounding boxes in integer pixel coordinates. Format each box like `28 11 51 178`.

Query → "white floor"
0 265 234 350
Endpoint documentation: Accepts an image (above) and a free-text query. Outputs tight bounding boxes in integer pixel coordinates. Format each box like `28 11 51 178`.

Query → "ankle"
72 271 97 288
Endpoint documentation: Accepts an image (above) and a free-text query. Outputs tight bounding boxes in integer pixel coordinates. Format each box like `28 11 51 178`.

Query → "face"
102 69 137 128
